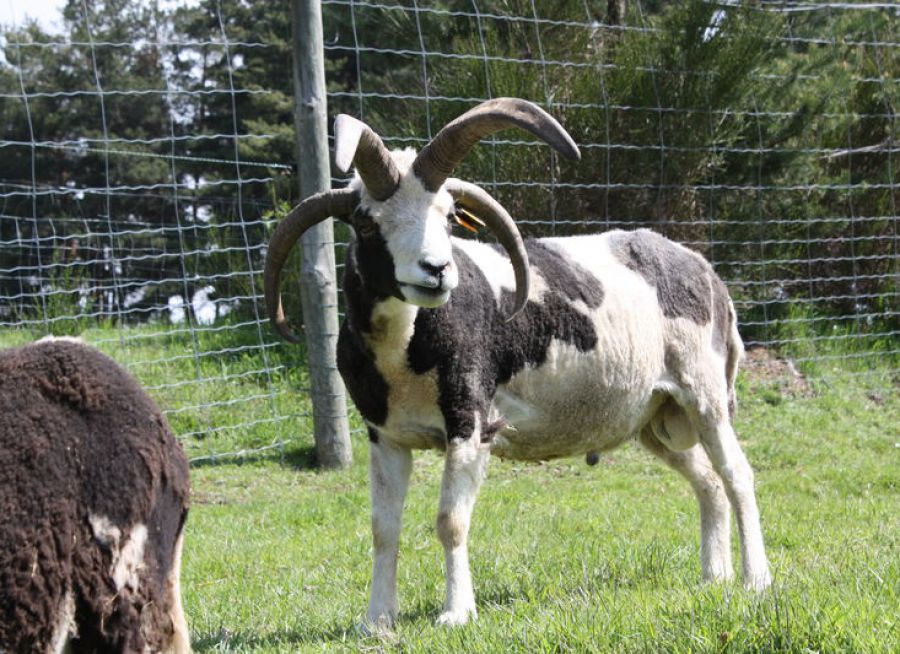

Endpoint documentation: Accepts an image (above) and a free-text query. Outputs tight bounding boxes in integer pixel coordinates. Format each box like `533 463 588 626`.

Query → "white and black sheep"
265 98 771 629
0 337 191 653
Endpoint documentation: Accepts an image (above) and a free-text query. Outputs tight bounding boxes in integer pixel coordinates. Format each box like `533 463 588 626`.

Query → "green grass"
1 325 897 652
184 357 897 652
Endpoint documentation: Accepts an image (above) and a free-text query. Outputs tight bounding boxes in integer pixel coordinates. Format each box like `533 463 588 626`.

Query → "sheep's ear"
334 115 365 173
333 114 401 201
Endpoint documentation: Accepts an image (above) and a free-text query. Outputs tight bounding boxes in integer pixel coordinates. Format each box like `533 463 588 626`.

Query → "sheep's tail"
725 299 744 420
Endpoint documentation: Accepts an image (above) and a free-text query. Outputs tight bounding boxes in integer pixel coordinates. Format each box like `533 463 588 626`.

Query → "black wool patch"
524 241 604 309
340 236 604 442
609 229 713 325
337 320 390 427
352 207 404 306
407 242 603 441
337 239 392 427
406 248 495 440
486 240 603 384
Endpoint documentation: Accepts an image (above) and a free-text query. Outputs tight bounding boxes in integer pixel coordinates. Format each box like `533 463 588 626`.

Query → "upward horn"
413 97 581 192
264 187 360 342
333 114 401 201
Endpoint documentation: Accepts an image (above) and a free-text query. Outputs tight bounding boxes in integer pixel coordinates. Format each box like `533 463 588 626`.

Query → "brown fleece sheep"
0 337 191 653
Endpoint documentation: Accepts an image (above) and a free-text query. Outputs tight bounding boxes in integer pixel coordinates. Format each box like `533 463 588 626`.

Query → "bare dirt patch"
741 347 814 399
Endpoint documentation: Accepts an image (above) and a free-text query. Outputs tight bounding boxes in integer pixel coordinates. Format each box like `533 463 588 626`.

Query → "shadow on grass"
190 610 440 651
190 589 551 650
283 444 319 470
191 622 358 651
389 588 527 625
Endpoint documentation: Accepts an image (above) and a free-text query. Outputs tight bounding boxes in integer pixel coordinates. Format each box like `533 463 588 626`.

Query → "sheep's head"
265 98 580 342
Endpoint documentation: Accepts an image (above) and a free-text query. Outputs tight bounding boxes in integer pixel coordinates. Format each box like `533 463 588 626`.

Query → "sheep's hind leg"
164 531 191 654
366 435 413 632
698 418 771 591
436 434 489 626
639 428 733 582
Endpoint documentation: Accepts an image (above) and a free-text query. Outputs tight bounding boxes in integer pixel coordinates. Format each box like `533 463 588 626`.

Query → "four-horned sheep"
0 98 771 644
265 97 772 630
0 337 191 653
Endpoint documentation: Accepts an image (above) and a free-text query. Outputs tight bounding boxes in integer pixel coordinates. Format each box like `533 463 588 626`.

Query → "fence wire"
0 0 897 463
321 0 898 371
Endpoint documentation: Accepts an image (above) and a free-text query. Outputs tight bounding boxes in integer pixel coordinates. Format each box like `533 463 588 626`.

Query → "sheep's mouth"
400 282 444 296
399 282 452 307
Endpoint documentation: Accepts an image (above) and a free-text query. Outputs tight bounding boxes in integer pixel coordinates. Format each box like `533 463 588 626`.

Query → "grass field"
2 325 897 652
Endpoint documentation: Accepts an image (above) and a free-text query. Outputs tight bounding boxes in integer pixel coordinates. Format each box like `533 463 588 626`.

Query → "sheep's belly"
488 341 661 461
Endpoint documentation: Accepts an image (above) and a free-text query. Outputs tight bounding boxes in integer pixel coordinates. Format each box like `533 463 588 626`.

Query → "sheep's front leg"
436 432 489 626
367 434 412 632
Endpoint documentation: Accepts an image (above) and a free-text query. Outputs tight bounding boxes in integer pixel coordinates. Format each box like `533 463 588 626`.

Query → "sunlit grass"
183 365 897 653
2 326 896 652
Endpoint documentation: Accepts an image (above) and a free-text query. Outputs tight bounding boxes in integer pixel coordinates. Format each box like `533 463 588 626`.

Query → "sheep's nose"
419 257 450 277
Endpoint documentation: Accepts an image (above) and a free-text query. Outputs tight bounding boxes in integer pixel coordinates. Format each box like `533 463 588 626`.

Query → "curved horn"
413 97 581 192
444 178 529 320
334 114 401 201
265 187 360 342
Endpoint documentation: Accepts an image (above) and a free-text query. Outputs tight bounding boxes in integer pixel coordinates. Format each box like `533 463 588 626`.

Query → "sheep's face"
351 151 459 308
264 99 578 342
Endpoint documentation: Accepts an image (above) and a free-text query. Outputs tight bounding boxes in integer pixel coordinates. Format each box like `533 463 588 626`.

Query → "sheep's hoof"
436 606 477 626
744 569 772 592
700 568 734 584
359 613 397 637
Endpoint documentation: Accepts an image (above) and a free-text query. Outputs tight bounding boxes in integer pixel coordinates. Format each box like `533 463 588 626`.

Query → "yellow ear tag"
455 207 486 234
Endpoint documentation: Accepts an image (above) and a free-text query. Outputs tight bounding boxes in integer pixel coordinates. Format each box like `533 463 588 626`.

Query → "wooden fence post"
291 0 352 468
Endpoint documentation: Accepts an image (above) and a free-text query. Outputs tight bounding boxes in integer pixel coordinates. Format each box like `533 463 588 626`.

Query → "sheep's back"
0 339 190 651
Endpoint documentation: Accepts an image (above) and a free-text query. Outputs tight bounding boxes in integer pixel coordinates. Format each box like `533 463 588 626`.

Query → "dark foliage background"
1 0 896 358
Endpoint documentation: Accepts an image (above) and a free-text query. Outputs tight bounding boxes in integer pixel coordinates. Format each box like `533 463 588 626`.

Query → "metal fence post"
291 0 352 468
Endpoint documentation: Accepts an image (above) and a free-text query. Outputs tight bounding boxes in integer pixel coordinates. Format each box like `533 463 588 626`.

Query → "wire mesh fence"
0 0 306 462
1 0 897 463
